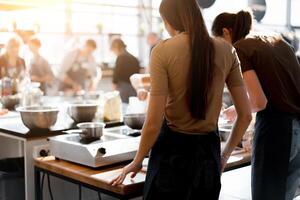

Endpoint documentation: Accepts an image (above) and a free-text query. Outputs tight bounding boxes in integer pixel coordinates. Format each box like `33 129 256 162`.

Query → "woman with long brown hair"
111 1 252 199
212 10 300 200
0 37 26 80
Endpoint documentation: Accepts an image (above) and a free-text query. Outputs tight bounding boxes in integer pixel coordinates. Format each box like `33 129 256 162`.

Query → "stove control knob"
98 147 106 155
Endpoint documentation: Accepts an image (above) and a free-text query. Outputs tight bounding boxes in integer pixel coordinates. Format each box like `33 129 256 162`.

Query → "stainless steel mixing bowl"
0 95 20 110
68 102 99 123
123 113 146 130
17 106 59 130
77 122 105 139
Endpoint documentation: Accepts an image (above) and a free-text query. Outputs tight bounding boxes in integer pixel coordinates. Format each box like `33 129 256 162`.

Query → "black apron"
144 121 221 200
252 106 295 200
118 81 137 103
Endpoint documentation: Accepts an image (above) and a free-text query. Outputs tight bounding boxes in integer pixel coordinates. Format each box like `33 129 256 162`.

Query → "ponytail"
212 10 253 43
232 11 252 43
160 0 215 119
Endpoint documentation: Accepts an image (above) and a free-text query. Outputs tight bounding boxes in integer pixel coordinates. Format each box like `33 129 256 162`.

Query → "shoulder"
157 33 188 49
120 52 137 61
234 36 260 49
212 37 233 52
152 33 189 58
212 37 237 60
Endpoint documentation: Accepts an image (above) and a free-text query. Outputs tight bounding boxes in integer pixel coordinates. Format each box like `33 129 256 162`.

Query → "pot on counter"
77 122 105 139
0 94 20 110
17 106 59 130
68 101 99 123
123 113 146 130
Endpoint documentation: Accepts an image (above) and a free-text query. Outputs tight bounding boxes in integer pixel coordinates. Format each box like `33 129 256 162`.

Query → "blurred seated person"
28 37 54 93
59 39 101 93
147 32 161 53
0 37 25 79
111 38 140 103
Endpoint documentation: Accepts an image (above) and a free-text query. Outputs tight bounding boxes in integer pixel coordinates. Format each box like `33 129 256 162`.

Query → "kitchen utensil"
219 124 233 141
17 106 59 130
68 102 99 123
123 113 146 130
49 132 140 168
77 122 105 140
0 94 20 110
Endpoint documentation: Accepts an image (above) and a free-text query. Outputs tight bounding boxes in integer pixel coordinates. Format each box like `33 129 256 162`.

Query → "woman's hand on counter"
111 95 167 186
110 160 142 186
220 154 229 173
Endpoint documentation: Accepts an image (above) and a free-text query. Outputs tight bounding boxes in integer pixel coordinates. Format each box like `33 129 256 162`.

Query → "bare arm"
132 95 166 163
222 85 252 170
111 42 167 185
223 70 268 122
243 70 267 112
111 95 166 185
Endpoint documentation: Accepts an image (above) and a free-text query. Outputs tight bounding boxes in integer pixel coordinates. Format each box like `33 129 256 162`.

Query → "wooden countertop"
35 157 145 196
35 150 251 197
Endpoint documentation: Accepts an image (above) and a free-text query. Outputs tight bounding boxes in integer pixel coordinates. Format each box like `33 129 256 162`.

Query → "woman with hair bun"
110 1 252 199
212 10 300 200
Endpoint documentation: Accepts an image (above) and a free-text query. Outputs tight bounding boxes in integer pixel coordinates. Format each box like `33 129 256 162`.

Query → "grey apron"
60 53 89 91
144 121 221 200
252 105 295 200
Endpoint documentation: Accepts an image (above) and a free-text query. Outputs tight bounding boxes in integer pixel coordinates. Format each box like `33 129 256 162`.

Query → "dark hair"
111 38 127 50
159 0 215 119
212 10 252 43
29 37 41 47
85 39 97 49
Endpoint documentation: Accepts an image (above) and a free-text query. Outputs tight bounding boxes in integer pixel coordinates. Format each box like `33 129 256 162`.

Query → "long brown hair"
159 0 215 119
211 10 252 43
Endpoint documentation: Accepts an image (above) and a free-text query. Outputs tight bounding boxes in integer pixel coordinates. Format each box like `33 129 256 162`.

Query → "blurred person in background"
212 10 300 200
0 37 25 79
147 32 161 53
28 37 54 93
111 38 140 103
59 39 101 93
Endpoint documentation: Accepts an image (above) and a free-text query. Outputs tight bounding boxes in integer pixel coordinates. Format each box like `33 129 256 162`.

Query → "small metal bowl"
77 122 105 139
68 102 99 123
0 95 20 110
17 106 59 130
219 124 233 141
123 113 146 130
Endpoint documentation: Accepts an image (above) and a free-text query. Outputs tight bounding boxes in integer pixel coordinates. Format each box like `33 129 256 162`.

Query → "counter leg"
24 138 48 200
35 167 43 200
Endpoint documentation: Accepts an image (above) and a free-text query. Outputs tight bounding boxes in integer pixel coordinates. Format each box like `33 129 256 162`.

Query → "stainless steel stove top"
49 126 140 168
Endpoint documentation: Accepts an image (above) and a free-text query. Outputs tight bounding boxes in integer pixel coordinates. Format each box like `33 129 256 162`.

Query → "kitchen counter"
0 104 74 200
0 114 73 139
34 150 251 200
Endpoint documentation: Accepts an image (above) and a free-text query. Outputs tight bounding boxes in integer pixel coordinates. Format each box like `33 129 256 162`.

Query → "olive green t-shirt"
150 33 244 134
